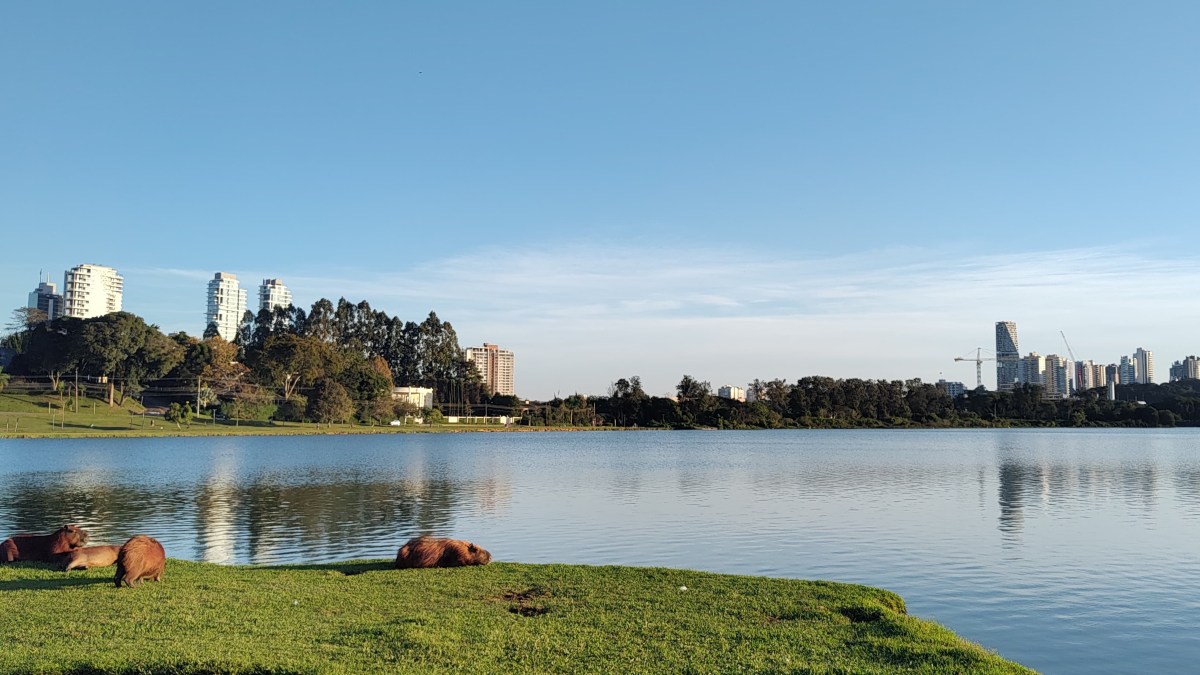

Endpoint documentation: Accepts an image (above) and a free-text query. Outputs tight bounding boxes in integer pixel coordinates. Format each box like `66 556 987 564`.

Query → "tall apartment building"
1117 356 1137 385
1086 361 1108 389
62 264 124 318
1134 347 1154 384
465 343 515 397
1019 352 1044 386
995 321 1020 392
1043 354 1071 399
258 278 293 313
1170 357 1200 382
1183 356 1200 381
206 272 247 342
717 385 746 402
28 279 64 320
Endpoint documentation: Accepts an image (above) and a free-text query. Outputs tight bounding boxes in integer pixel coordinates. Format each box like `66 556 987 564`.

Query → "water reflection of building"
196 453 240 564
997 450 1163 545
997 461 1029 542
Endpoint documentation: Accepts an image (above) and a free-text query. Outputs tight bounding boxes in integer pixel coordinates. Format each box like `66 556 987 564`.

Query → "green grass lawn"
0 393 570 438
0 559 1033 674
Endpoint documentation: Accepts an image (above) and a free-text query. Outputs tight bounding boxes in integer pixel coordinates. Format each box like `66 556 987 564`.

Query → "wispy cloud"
131 244 1200 398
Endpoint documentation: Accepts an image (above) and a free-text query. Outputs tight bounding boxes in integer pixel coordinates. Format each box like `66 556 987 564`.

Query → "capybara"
62 545 121 571
1 524 89 563
394 536 492 569
114 535 165 587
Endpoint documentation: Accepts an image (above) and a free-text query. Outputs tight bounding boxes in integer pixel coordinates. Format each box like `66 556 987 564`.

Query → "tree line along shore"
3 300 1199 434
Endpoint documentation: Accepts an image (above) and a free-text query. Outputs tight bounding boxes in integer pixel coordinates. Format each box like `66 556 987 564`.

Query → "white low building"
392 386 435 409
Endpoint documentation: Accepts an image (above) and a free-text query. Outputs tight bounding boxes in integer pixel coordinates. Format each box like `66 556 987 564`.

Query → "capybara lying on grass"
1 524 89 563
395 536 492 569
62 545 121 571
114 535 165 587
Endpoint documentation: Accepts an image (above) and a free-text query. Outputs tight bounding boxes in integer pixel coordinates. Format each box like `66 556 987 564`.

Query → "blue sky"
3 2 1199 397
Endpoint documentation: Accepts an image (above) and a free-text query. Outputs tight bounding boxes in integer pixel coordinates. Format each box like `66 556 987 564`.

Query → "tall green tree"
307 378 354 424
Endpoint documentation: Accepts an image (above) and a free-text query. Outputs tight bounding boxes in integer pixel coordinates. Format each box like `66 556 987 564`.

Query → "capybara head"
395 536 492 569
462 541 491 565
58 524 89 548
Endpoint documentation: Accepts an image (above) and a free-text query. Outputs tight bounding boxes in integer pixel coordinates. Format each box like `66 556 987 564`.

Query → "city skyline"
5 3 1200 398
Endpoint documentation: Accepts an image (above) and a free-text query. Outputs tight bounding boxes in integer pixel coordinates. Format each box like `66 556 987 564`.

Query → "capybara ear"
468 544 478 552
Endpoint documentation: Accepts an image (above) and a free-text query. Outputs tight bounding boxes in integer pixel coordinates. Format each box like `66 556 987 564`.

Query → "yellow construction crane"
954 347 995 390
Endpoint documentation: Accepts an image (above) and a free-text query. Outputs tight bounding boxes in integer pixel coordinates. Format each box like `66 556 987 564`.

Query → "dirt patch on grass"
838 606 885 623
496 586 552 617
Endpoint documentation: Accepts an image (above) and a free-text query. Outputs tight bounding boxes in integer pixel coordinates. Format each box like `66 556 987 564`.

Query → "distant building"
1019 352 1044 387
1169 356 1200 382
1117 356 1137 385
391 386 435 409
937 379 967 398
206 272 247 342
1073 359 1099 391
28 279 63 320
1085 361 1107 389
465 343 515 396
1043 354 1071 399
63 264 123 318
258 278 293 313
717 385 746 402
1134 348 1155 384
995 321 1020 392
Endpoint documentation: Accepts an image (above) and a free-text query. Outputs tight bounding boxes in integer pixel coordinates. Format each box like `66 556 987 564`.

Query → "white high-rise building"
62 264 124 318
258 278 293 313
717 385 746 402
1134 348 1154 384
465 343 515 397
206 272 247 342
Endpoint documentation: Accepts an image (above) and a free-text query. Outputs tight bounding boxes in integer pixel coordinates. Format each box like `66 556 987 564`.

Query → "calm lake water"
3 429 1199 674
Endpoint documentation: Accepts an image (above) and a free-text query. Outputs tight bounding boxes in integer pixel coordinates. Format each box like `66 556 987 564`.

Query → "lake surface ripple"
3 428 1199 674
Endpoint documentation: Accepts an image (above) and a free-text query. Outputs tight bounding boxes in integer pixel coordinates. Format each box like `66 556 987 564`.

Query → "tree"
607 376 648 426
676 375 714 425
337 356 392 421
307 378 354 424
0 366 9 393
220 384 277 422
165 402 194 427
75 313 183 406
248 333 340 401
12 317 83 390
5 307 49 353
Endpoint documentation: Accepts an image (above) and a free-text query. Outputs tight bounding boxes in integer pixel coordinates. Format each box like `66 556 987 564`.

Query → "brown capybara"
1 524 89 563
114 535 165 588
62 545 121 571
394 536 492 569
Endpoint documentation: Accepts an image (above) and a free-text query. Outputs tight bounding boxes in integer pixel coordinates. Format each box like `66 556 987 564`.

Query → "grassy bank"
0 393 588 439
0 559 1031 674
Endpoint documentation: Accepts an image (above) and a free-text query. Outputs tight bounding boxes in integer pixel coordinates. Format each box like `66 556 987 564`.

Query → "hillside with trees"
2 299 484 424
